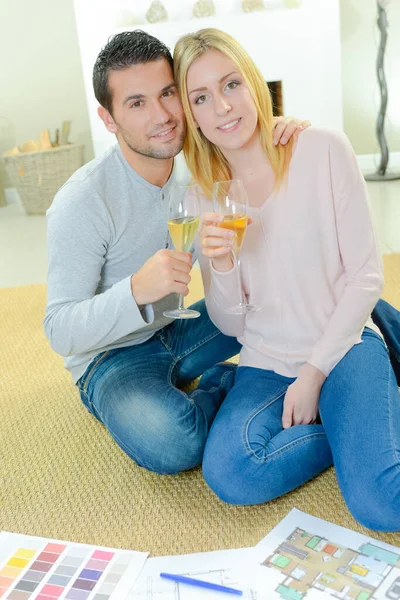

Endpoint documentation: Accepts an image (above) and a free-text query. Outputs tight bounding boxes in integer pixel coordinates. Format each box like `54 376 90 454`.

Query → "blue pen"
160 572 243 596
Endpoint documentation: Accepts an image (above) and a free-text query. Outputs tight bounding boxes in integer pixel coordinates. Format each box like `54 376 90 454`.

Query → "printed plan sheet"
251 508 400 600
2 509 400 599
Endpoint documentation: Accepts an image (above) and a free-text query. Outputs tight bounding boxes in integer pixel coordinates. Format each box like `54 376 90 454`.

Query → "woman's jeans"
77 298 400 530
202 328 400 532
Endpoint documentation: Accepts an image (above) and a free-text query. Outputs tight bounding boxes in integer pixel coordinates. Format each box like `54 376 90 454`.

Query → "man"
44 30 397 475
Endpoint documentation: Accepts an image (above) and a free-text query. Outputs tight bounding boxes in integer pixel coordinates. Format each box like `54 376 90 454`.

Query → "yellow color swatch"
7 557 29 568
14 548 36 559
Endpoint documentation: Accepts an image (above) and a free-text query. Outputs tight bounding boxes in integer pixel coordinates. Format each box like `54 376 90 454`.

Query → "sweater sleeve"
307 131 384 375
196 241 245 338
43 184 153 357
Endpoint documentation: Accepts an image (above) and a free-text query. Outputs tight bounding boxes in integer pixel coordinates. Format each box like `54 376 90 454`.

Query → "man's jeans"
78 299 241 474
203 328 400 532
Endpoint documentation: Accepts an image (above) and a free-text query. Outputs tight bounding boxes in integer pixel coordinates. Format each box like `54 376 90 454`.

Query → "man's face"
101 58 185 160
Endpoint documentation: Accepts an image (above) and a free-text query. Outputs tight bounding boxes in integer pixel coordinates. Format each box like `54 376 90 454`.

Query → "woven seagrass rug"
1 255 399 555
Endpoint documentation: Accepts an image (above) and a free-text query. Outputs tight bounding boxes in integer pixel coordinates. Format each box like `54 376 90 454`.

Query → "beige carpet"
1 255 400 555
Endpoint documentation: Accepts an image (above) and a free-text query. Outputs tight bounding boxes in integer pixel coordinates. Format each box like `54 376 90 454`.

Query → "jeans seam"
387 344 400 362
170 361 234 408
242 388 285 455
168 359 181 394
82 351 110 395
191 368 233 398
249 431 328 462
159 329 222 363
243 389 326 461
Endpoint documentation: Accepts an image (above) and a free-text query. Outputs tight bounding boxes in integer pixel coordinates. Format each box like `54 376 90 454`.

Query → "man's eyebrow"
123 93 145 105
123 83 177 105
161 82 177 94
188 71 239 96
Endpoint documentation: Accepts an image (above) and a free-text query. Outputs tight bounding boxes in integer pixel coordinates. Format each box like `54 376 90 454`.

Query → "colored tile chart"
0 532 148 600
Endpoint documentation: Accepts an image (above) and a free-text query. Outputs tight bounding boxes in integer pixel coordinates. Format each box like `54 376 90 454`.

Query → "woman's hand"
282 363 326 428
272 116 311 146
199 212 235 272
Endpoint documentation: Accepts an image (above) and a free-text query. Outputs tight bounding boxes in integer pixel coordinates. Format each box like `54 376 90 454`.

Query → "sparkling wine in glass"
163 184 201 319
212 179 259 314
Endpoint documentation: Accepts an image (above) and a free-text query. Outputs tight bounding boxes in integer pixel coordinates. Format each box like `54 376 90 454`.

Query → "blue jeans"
371 299 400 385
77 299 241 474
203 328 400 532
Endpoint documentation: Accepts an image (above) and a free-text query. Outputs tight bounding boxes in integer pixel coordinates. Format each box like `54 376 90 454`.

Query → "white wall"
74 0 343 158
0 0 399 161
0 0 94 162
340 0 400 155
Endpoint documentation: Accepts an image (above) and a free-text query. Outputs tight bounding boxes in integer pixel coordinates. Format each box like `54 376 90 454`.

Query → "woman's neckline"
246 133 301 212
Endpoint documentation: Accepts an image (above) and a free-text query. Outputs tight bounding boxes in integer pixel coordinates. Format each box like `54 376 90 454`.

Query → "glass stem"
178 293 185 311
234 252 246 306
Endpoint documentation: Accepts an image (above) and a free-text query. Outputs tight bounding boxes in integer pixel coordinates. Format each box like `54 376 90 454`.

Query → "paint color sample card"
0 531 148 600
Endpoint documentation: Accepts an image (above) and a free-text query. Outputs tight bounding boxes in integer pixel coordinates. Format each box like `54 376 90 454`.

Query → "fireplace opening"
267 80 283 117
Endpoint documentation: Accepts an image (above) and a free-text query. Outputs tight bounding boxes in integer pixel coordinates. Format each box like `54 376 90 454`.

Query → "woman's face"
186 49 259 153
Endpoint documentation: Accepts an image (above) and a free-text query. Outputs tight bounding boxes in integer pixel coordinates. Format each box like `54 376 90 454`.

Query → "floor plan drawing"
124 509 400 600
254 509 400 600
132 567 257 600
127 548 259 600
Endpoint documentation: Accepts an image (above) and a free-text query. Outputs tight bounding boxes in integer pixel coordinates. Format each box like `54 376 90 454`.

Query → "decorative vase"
146 0 168 23
193 0 216 18
283 0 302 6
365 0 400 181
241 0 265 13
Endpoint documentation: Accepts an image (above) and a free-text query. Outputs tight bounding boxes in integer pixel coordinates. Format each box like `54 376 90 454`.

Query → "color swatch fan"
0 531 147 600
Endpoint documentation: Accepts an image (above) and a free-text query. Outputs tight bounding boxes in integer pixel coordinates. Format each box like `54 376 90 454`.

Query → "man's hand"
130 249 192 306
282 363 326 428
273 116 311 146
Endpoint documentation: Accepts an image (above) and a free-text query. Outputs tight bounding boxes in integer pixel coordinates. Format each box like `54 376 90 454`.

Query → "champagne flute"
212 179 259 314
163 184 201 319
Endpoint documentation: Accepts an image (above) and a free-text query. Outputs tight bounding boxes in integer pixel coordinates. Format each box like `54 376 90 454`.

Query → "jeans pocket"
78 350 110 396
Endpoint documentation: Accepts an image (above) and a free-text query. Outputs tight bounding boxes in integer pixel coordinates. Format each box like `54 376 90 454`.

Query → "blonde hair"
174 28 293 198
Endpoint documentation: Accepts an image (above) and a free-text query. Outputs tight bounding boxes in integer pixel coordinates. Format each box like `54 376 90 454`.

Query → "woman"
173 28 400 531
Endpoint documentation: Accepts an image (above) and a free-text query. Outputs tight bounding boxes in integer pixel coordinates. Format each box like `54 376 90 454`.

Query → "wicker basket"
0 160 7 207
0 116 15 207
3 144 84 215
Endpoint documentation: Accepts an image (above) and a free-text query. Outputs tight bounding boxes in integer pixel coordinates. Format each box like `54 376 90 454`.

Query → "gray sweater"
44 145 190 383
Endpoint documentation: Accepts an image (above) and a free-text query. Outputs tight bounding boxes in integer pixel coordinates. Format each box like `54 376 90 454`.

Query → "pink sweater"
196 128 384 377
